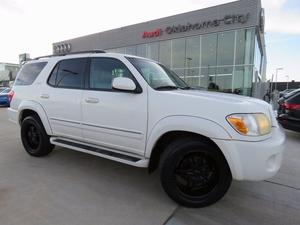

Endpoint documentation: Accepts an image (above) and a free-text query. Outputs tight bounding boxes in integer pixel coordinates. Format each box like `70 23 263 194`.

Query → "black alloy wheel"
21 115 54 157
174 152 219 197
25 124 41 150
160 137 232 208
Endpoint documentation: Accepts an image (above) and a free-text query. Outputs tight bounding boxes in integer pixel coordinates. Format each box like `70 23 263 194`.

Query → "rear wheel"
160 138 232 207
21 116 54 157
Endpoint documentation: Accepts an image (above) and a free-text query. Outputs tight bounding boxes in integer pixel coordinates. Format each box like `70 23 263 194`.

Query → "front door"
82 57 147 156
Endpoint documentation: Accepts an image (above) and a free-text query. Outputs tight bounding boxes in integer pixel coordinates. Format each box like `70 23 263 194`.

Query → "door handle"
85 97 99 104
40 94 49 99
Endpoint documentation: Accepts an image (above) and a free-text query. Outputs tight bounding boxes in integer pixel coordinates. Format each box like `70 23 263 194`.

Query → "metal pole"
275 69 278 91
275 68 283 91
270 74 274 92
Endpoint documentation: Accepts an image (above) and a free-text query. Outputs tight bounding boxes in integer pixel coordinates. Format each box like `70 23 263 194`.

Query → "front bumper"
213 126 286 181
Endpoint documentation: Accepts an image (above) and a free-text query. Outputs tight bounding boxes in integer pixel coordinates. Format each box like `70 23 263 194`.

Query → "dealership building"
53 0 266 97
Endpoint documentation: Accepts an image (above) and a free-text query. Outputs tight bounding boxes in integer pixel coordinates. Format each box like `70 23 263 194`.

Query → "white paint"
8 53 286 180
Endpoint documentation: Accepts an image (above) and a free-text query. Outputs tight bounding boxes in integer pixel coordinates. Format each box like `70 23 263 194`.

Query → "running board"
50 138 149 167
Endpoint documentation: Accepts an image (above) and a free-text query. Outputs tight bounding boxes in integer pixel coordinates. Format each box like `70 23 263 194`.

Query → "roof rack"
34 50 106 60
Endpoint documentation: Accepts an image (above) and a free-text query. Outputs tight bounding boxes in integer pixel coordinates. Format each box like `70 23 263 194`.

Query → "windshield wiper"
154 85 179 90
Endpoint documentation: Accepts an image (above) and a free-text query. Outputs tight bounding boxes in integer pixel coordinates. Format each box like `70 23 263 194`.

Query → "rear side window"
15 62 47 86
285 89 300 99
288 93 300 104
48 58 87 89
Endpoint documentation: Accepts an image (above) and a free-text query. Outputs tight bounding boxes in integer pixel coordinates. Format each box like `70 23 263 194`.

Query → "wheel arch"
146 116 233 174
18 100 53 135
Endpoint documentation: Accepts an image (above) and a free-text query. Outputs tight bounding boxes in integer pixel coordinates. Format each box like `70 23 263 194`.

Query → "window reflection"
235 30 246 65
137 44 147 58
186 36 200 86
159 40 171 68
217 32 235 66
216 66 233 93
147 42 159 61
172 38 186 70
201 34 217 67
125 46 136 55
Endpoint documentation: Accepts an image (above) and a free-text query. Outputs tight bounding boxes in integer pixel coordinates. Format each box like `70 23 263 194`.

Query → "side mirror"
112 77 137 92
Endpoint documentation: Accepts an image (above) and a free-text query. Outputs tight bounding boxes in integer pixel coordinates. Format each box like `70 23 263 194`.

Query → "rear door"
81 57 148 156
39 58 87 140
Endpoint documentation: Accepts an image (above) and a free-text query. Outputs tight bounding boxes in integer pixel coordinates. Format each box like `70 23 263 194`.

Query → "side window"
48 58 87 89
288 93 300 104
15 62 47 86
89 58 134 90
48 64 58 86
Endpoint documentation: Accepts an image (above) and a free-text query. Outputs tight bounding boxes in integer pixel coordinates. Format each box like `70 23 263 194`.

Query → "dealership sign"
142 13 250 38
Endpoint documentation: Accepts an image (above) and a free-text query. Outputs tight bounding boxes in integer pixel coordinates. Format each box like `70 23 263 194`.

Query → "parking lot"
0 107 299 225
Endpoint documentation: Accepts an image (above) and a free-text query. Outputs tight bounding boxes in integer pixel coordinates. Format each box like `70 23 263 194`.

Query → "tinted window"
89 58 134 90
285 89 300 99
288 93 300 104
48 64 59 86
48 58 86 88
15 62 47 85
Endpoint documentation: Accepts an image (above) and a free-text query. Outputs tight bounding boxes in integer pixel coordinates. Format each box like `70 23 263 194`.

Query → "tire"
21 115 54 157
160 137 232 208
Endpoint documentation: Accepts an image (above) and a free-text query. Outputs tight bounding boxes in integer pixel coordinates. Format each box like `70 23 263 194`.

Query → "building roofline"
54 0 258 45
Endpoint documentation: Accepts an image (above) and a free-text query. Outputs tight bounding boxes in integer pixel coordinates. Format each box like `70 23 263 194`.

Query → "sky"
0 0 299 81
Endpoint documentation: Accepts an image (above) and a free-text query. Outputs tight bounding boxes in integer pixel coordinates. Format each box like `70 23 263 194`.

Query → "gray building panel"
54 0 262 52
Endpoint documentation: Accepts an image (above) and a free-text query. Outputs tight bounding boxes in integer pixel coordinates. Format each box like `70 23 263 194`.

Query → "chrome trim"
82 123 142 135
50 117 81 125
49 117 142 135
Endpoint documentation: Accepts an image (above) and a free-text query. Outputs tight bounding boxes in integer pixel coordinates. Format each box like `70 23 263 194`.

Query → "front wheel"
21 116 54 157
160 138 232 207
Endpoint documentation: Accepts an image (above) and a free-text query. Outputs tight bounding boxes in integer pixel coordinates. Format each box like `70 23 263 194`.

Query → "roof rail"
34 50 106 60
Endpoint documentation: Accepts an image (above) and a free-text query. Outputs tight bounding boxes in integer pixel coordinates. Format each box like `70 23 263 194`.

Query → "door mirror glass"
112 77 136 92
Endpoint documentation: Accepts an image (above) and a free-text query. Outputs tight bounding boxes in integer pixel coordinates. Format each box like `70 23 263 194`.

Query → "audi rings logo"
53 43 72 54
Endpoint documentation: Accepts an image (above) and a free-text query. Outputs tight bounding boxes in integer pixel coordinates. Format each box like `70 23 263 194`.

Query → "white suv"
8 51 285 207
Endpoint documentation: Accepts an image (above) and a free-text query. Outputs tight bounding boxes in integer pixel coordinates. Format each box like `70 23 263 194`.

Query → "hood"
149 89 276 142
170 89 271 109
152 89 273 121
173 90 267 105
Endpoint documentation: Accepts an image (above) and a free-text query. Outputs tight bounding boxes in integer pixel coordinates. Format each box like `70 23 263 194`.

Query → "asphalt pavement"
0 107 299 225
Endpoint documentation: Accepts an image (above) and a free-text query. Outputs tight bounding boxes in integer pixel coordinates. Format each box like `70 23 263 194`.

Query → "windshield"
127 57 189 90
0 88 10 94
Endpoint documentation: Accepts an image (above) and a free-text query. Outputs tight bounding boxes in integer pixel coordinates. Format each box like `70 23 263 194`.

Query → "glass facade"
107 28 261 96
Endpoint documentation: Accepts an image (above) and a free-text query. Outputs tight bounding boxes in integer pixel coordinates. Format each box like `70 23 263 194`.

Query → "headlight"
226 113 271 136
